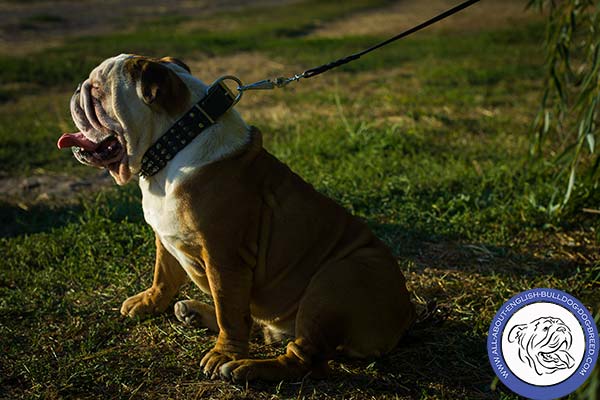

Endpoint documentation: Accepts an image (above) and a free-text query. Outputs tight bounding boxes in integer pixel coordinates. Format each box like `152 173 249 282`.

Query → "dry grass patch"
311 0 542 38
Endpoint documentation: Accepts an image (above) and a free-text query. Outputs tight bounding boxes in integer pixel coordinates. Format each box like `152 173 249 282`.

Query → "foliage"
528 0 600 212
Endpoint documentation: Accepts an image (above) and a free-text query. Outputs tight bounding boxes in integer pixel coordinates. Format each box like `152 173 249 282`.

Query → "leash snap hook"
237 73 305 93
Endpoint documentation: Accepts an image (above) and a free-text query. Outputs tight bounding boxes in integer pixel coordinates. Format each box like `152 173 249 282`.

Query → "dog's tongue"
57 132 99 151
554 349 575 368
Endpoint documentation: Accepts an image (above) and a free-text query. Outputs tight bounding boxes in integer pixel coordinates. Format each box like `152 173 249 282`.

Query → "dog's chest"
139 179 202 273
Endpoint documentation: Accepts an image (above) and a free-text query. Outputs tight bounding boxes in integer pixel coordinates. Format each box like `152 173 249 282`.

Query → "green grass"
1 0 599 399
0 24 544 177
0 0 391 86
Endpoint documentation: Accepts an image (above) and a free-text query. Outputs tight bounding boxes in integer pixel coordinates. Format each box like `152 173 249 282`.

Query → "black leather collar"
139 81 236 178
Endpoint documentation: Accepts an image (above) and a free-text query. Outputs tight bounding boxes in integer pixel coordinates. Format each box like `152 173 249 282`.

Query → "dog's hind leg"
220 337 329 382
301 255 414 359
220 256 414 382
174 300 218 331
218 277 341 382
218 292 340 382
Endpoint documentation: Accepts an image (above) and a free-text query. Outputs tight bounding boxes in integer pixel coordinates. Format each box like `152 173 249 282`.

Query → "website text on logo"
487 288 598 400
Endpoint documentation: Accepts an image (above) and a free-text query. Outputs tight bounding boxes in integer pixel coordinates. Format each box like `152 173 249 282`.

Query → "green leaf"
586 133 595 153
551 66 567 103
543 110 551 135
563 166 576 205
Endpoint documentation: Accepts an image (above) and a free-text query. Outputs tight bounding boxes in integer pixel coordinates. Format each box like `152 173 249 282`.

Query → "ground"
0 0 598 399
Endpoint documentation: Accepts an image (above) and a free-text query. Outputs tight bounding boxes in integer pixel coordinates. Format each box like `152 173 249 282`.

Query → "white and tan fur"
86 54 250 285
65 54 416 382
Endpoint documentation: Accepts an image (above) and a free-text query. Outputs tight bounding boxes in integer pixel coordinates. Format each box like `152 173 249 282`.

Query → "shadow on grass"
1 200 594 399
157 224 592 399
140 316 497 399
0 201 81 238
0 184 144 238
372 222 589 279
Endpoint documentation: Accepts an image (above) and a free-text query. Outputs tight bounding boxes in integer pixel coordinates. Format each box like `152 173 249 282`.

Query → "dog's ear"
159 57 191 73
125 57 190 116
508 324 527 344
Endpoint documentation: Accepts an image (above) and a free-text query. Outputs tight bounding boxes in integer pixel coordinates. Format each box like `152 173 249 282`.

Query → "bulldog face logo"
489 290 598 399
507 317 575 376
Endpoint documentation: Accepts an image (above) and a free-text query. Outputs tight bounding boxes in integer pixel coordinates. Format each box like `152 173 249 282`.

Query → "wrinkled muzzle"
531 328 575 372
57 78 131 185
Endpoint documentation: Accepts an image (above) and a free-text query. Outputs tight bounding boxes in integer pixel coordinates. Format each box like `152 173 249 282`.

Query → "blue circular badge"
487 288 598 400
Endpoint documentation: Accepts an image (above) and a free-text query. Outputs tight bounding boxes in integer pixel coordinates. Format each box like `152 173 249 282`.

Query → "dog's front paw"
200 348 244 379
120 287 170 318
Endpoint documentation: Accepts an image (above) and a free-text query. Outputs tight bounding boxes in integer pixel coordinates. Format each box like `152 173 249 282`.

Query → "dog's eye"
543 327 549 331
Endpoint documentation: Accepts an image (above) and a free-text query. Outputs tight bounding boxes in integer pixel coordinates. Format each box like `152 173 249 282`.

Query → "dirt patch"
0 170 113 207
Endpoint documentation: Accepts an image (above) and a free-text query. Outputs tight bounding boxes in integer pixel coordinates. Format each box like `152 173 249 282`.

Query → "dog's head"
508 316 575 375
57 54 204 185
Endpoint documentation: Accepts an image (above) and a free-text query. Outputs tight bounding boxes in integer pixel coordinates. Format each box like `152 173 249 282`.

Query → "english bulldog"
508 317 575 375
57 54 416 382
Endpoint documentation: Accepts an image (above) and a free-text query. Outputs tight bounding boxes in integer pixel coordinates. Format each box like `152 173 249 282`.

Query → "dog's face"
508 317 575 375
57 54 197 185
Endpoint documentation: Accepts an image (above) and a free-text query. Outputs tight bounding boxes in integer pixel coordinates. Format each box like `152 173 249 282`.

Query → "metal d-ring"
209 75 244 106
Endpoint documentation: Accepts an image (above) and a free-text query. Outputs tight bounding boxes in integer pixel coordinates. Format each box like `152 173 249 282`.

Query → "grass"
1 0 599 399
19 13 66 29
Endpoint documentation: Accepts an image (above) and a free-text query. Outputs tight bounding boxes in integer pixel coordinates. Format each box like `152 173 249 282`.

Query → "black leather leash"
303 0 481 79
234 0 482 94
139 0 481 178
